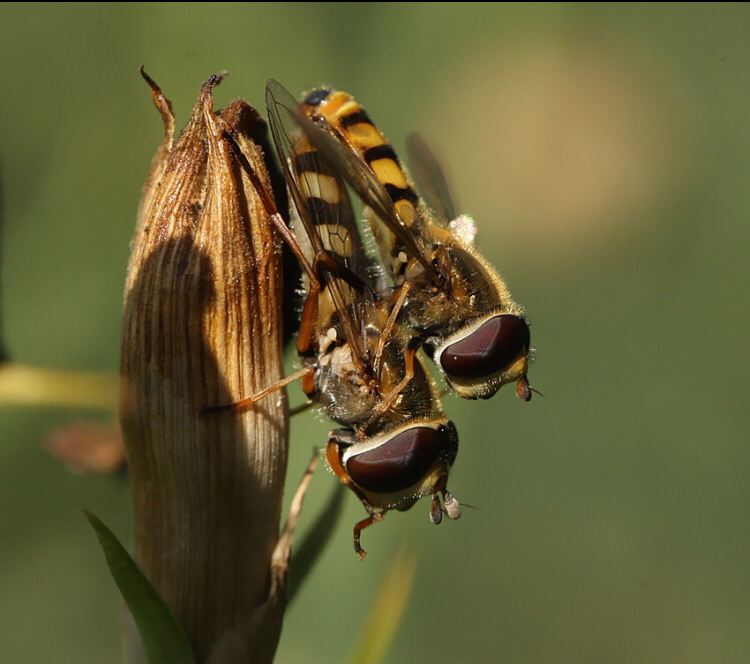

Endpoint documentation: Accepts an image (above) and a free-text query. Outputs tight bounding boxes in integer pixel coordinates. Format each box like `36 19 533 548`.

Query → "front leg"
353 505 386 560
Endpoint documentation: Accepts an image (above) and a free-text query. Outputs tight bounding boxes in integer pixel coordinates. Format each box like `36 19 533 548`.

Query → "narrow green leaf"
352 548 417 664
288 483 346 603
83 510 196 664
350 547 418 664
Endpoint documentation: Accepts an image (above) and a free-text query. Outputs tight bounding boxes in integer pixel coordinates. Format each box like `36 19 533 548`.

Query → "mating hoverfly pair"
223 81 533 558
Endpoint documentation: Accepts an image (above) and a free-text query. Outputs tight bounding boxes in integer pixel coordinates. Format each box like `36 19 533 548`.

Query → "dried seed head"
120 71 288 663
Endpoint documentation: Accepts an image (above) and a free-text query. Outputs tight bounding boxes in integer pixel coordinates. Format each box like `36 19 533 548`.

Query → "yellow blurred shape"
351 547 418 664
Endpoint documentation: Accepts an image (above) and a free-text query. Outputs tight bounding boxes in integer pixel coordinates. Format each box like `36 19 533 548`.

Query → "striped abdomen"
301 88 423 274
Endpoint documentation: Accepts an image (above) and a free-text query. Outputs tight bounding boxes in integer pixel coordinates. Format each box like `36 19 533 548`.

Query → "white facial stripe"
340 419 447 462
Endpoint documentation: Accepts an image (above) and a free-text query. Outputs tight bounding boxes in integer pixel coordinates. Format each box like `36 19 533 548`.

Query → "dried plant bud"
120 70 288 663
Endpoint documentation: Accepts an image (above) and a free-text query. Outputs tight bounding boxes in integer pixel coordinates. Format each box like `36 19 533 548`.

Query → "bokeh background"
1 3 749 663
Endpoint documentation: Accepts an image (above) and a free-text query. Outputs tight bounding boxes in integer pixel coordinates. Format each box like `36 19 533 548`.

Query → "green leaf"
288 483 346 603
83 510 196 664
350 547 417 664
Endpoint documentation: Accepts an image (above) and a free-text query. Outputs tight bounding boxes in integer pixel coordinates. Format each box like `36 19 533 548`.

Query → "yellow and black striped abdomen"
287 124 367 275
302 88 421 230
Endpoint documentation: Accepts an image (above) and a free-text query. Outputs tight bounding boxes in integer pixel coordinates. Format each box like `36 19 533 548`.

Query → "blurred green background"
1 3 749 663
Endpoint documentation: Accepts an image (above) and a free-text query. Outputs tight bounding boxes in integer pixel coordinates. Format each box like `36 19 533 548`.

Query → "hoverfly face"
328 419 458 507
434 313 532 401
265 80 461 557
404 233 532 400
327 420 461 555
296 88 534 402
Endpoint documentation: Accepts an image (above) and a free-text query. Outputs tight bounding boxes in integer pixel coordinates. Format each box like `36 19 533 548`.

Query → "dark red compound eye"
440 315 529 380
346 422 458 494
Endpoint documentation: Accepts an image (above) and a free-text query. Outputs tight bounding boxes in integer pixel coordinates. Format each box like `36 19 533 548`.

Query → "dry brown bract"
120 70 289 664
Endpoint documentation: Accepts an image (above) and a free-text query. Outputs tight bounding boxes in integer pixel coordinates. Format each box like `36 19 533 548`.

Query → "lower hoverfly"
295 88 534 401
216 81 462 558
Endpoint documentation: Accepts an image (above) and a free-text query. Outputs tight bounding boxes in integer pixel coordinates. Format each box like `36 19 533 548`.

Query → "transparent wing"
406 132 457 225
292 98 442 284
266 80 374 358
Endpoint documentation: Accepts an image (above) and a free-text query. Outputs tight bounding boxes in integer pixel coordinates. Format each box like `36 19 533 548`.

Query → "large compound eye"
345 422 458 494
440 315 530 380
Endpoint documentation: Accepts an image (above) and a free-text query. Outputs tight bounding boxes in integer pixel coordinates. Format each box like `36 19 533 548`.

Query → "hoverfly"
296 88 533 401
217 80 461 558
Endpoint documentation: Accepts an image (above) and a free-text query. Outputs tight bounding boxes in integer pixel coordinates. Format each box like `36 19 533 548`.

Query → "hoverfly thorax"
297 88 534 401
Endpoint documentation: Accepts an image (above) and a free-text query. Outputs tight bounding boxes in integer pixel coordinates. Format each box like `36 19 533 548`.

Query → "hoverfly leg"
353 507 385 560
272 449 319 577
316 251 373 298
368 341 418 427
220 119 321 289
203 366 314 414
296 272 321 356
373 280 413 376
217 120 331 403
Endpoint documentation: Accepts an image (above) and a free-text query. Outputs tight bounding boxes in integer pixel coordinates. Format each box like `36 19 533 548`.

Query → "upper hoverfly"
217 80 461 558
295 88 534 401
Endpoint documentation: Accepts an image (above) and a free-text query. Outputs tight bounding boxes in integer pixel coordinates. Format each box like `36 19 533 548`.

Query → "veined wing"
295 90 443 286
405 132 457 226
266 80 375 360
